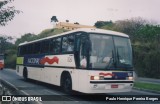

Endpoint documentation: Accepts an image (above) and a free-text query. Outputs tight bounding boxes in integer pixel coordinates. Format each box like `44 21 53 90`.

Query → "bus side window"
22 45 27 55
67 34 74 52
34 42 41 54
50 39 55 54
41 40 50 54
62 34 74 53
62 36 68 53
27 44 33 54
54 37 61 54
27 45 30 54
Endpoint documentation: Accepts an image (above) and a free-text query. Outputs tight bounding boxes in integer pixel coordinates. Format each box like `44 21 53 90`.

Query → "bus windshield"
89 34 133 70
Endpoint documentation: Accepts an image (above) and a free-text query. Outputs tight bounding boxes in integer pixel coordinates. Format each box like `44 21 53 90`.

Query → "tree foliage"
51 16 58 23
0 36 14 53
94 20 113 28
0 0 20 26
15 33 37 45
0 35 16 68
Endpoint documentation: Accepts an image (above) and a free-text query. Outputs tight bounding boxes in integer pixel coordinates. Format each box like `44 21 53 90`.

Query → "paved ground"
136 77 160 84
0 69 160 104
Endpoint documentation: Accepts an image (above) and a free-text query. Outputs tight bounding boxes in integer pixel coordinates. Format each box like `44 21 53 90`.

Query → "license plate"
111 84 118 88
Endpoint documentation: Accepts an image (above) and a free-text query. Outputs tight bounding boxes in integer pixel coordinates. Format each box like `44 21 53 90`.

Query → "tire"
62 74 72 94
23 67 28 81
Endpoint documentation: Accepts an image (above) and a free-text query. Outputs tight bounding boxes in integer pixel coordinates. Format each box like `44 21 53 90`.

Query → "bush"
133 44 160 79
5 49 17 69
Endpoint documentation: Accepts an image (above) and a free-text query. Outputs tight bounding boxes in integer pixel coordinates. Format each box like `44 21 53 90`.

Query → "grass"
134 81 160 92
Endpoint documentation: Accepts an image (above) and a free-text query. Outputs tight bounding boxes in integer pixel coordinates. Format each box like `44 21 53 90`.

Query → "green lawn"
134 82 160 92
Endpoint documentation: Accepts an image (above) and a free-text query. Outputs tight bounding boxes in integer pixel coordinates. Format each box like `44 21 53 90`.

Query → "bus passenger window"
54 38 61 54
62 36 68 52
41 40 50 54
67 35 74 52
34 42 41 54
50 39 55 53
62 35 74 53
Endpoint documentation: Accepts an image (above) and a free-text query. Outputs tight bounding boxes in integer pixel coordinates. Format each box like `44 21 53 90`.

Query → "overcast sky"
1 0 160 37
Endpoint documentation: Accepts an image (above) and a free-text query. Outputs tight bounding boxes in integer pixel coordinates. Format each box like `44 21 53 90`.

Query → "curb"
133 87 160 94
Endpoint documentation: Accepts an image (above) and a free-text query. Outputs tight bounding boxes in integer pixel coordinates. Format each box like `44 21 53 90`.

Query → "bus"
16 28 134 94
0 54 4 70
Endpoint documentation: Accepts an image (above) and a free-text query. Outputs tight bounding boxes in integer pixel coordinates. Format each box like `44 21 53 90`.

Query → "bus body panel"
16 66 134 93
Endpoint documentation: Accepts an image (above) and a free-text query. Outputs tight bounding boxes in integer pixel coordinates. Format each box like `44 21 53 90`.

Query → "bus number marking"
67 57 72 62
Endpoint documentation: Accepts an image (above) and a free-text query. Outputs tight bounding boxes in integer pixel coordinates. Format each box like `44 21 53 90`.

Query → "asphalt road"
0 68 160 104
136 77 160 84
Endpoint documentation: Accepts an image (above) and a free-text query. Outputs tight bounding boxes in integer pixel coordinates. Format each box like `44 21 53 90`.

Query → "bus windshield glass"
89 34 132 70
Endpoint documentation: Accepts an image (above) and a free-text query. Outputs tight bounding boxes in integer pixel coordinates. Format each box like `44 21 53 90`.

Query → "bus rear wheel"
23 67 28 81
62 74 72 94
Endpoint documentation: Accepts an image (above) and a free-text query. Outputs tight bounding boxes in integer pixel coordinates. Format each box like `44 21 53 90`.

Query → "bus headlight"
90 76 104 80
90 76 99 80
127 77 133 80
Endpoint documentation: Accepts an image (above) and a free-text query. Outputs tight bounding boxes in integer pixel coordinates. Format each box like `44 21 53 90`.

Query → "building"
55 22 96 30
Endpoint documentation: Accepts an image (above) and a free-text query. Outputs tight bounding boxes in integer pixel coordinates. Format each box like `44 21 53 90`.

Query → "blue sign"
24 54 45 67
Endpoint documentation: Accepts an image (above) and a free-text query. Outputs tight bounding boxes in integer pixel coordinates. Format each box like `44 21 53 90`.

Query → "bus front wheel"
62 74 72 94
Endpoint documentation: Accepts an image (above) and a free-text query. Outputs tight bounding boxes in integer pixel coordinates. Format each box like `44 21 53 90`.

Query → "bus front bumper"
88 81 134 93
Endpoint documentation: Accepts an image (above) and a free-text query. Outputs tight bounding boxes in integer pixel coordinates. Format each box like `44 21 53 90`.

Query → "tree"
0 35 15 53
112 17 147 42
51 16 58 23
0 0 20 26
15 33 37 45
0 35 17 68
94 20 113 28
66 20 69 22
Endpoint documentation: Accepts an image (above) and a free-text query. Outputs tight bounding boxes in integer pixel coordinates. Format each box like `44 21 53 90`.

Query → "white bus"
16 28 134 94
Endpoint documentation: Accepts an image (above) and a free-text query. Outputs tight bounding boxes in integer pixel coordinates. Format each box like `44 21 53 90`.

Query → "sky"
0 0 160 37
